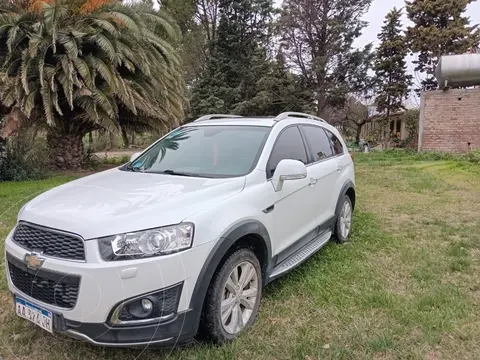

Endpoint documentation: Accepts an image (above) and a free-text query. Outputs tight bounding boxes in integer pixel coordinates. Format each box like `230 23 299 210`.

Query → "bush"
458 150 480 164
357 148 480 167
0 137 46 181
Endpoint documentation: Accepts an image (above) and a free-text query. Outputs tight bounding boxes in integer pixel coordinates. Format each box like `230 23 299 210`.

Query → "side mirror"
130 152 142 162
272 159 307 192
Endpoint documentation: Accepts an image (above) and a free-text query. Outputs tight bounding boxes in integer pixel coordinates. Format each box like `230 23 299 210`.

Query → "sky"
272 0 480 94
355 0 480 90
356 0 480 49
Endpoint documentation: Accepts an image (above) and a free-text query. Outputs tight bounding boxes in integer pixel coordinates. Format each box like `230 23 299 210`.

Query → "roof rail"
193 114 243 122
274 112 326 123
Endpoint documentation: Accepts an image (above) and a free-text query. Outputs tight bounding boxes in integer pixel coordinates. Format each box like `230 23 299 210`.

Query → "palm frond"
89 33 117 62
0 0 186 134
91 17 119 37
57 31 79 59
72 57 93 87
23 89 37 117
105 9 140 38
40 83 54 124
20 48 31 93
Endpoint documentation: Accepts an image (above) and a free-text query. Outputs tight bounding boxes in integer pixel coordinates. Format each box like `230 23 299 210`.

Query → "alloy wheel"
339 200 352 239
220 261 259 335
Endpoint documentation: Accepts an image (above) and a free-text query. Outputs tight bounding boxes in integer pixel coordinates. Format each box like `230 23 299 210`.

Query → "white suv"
5 112 355 347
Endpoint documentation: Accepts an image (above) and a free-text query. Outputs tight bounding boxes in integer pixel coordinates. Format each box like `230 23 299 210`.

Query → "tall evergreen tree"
405 0 480 91
279 0 373 118
244 50 314 115
160 0 207 85
374 7 412 148
189 0 273 118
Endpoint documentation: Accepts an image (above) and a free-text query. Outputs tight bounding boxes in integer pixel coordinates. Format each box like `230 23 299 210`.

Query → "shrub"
0 137 46 181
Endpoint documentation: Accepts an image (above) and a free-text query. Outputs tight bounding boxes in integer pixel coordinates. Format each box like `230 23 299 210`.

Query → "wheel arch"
336 181 356 216
188 220 272 334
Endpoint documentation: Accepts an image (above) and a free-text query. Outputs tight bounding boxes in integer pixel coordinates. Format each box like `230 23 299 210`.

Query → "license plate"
15 297 53 333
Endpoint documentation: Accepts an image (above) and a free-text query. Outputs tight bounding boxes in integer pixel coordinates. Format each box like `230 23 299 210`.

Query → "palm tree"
0 0 185 168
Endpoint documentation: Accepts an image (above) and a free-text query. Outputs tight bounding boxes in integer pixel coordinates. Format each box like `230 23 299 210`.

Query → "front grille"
7 254 80 309
13 223 85 261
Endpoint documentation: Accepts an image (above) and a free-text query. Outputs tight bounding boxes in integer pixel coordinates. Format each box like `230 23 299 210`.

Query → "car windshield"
123 125 271 178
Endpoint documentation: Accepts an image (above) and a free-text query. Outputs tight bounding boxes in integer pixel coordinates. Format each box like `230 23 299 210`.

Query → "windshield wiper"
125 163 143 172
161 169 198 177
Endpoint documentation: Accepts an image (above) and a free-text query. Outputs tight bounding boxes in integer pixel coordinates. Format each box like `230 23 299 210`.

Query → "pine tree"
246 50 314 115
279 0 373 117
374 7 412 148
189 0 273 118
405 0 480 91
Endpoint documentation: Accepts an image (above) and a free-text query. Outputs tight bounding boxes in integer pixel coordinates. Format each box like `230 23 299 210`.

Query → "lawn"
1 152 480 359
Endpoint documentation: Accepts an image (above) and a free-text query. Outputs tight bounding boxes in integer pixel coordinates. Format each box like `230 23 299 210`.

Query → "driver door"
266 125 319 257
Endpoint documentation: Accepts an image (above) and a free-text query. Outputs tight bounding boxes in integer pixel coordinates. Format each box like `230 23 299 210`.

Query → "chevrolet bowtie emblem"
24 252 45 270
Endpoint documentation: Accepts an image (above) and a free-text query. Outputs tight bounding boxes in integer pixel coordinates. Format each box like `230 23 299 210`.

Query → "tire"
199 248 262 344
334 195 353 244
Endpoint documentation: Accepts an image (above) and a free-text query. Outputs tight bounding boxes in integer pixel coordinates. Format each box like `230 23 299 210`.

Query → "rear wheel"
334 195 353 243
200 248 262 343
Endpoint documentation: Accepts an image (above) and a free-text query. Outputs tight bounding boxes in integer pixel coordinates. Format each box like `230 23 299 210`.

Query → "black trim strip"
6 252 80 285
262 205 275 214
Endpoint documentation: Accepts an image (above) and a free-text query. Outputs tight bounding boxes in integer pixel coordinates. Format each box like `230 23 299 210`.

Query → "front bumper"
54 308 198 347
4 228 215 346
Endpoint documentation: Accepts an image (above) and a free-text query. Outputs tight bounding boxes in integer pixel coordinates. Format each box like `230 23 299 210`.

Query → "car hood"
18 168 246 239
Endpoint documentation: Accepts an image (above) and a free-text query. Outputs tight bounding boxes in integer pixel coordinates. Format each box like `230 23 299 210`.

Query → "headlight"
98 223 194 261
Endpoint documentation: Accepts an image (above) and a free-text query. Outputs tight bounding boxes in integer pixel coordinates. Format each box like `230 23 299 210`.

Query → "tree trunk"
47 128 85 169
355 123 363 142
121 126 129 148
109 132 115 150
88 132 93 149
315 90 327 117
384 109 391 150
131 131 135 146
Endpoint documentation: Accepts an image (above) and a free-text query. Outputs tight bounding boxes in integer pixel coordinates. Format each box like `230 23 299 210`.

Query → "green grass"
1 152 480 359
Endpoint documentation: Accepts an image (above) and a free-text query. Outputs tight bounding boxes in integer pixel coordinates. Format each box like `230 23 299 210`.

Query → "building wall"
419 88 480 152
360 113 408 141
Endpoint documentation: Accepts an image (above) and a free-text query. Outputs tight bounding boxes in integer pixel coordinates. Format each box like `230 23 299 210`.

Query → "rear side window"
267 126 308 177
302 125 334 162
325 130 344 155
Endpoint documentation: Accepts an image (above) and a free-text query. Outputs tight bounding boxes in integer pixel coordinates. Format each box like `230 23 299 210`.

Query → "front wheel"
199 248 262 343
334 195 353 243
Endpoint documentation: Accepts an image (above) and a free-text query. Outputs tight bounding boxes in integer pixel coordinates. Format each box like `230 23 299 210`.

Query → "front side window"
124 125 271 178
302 125 334 162
267 126 308 177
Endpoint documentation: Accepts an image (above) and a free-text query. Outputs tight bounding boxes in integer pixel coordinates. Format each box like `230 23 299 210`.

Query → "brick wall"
419 88 480 152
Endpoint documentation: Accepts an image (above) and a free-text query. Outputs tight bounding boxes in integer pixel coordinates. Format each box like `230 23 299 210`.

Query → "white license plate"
15 297 53 333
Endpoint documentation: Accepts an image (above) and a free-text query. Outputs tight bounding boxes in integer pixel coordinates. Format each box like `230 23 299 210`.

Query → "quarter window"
267 126 308 177
302 125 333 162
325 130 344 156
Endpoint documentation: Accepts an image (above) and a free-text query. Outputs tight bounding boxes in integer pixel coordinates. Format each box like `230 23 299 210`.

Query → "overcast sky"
271 0 480 102
354 0 480 94
355 0 480 47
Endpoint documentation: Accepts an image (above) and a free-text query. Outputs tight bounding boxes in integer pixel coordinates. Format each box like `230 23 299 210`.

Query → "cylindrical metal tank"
435 54 480 89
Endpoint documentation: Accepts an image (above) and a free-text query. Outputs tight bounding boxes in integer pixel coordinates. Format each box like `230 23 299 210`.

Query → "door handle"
337 164 343 172
309 178 317 186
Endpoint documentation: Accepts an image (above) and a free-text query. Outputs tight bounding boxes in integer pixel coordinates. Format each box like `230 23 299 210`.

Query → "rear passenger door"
300 125 340 227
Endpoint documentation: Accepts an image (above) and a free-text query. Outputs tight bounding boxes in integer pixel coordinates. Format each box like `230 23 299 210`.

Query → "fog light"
141 298 153 312
110 282 183 326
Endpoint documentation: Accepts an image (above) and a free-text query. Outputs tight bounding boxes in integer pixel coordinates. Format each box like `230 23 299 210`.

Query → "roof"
184 112 331 128
185 117 277 127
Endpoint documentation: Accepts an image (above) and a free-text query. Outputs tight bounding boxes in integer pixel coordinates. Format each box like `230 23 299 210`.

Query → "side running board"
269 230 332 281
